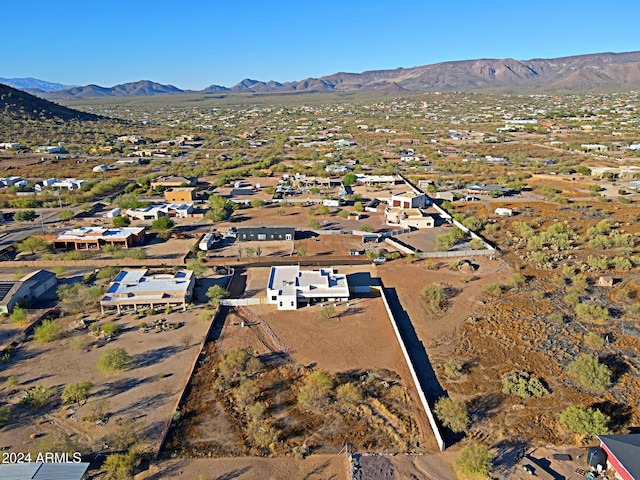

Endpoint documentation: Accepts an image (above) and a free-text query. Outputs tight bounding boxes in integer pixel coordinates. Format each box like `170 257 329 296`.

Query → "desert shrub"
611 256 632 270
584 332 604 350
104 418 143 450
101 322 120 336
97 347 130 374
453 442 493 479
586 255 609 271
567 354 611 392
360 224 373 232
102 452 138 480
318 305 335 320
10 307 27 323
7 375 19 387
560 405 610 437
62 381 93 405
335 382 363 411
233 379 260 406
216 350 263 389
434 397 469 433
297 370 333 412
483 283 502 297
424 260 438 270
34 319 62 343
22 385 54 408
502 371 549 398
469 238 485 250
508 272 526 288
0 404 11 427
443 358 463 379
420 285 448 311
308 219 321 229
247 419 279 450
575 303 608 322
546 312 565 325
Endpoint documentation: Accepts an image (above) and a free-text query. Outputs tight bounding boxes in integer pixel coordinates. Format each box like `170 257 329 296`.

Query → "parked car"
373 256 387 264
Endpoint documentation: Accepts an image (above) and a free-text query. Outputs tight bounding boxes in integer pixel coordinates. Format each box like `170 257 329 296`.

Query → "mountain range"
0 77 76 93
5 50 640 99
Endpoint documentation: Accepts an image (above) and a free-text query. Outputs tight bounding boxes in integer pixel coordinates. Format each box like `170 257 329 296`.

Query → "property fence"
417 249 495 259
373 285 446 451
384 237 416 255
220 298 262 306
0 257 186 269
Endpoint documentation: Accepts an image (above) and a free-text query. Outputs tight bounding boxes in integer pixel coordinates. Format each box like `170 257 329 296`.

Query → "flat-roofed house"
389 191 429 209
165 187 196 203
267 265 349 310
0 270 57 314
236 227 295 242
53 227 145 250
100 268 195 313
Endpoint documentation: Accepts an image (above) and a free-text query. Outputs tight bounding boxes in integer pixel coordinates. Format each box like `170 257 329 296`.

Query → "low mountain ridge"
26 50 640 99
45 80 184 99
0 83 102 121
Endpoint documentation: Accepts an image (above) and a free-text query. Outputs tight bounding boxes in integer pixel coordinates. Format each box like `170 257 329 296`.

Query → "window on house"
279 301 283 307
291 301 294 307
271 296 277 301
257 234 266 240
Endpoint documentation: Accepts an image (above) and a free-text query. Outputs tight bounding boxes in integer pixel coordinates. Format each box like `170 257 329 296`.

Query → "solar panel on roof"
0 283 15 302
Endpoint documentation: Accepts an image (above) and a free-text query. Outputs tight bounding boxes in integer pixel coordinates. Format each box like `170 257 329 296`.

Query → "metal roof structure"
0 462 89 480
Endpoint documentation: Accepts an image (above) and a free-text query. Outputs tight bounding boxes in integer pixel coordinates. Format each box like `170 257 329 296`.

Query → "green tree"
560 405 610 437
62 381 93 405
151 216 174 234
57 283 104 314
16 236 49 255
97 347 130 374
58 209 75 221
206 285 230 307
353 201 364 213
112 216 130 228
567 354 611 392
453 442 493 479
14 210 37 222
96 266 120 281
343 172 357 186
186 259 207 276
434 397 469 433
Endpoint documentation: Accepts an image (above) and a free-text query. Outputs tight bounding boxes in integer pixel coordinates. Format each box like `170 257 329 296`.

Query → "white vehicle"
199 233 215 251
373 256 387 265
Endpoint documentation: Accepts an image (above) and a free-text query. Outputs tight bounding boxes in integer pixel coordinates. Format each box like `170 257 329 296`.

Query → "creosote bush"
434 397 469 433
567 354 611 392
502 371 549 398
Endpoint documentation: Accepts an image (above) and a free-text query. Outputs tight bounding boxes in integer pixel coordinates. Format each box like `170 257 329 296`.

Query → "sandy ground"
0 301 212 460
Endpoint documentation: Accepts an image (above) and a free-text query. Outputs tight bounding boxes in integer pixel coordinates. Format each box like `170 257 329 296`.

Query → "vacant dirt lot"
0 282 213 464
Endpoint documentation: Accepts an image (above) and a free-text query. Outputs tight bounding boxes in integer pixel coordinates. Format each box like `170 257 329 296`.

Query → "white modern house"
100 269 195 313
266 265 349 310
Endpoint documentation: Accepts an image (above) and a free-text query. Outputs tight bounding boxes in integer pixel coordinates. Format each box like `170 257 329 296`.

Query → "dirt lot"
0 276 214 468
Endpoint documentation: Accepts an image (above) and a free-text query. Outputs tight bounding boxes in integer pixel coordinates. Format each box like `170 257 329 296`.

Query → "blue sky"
4 0 640 89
